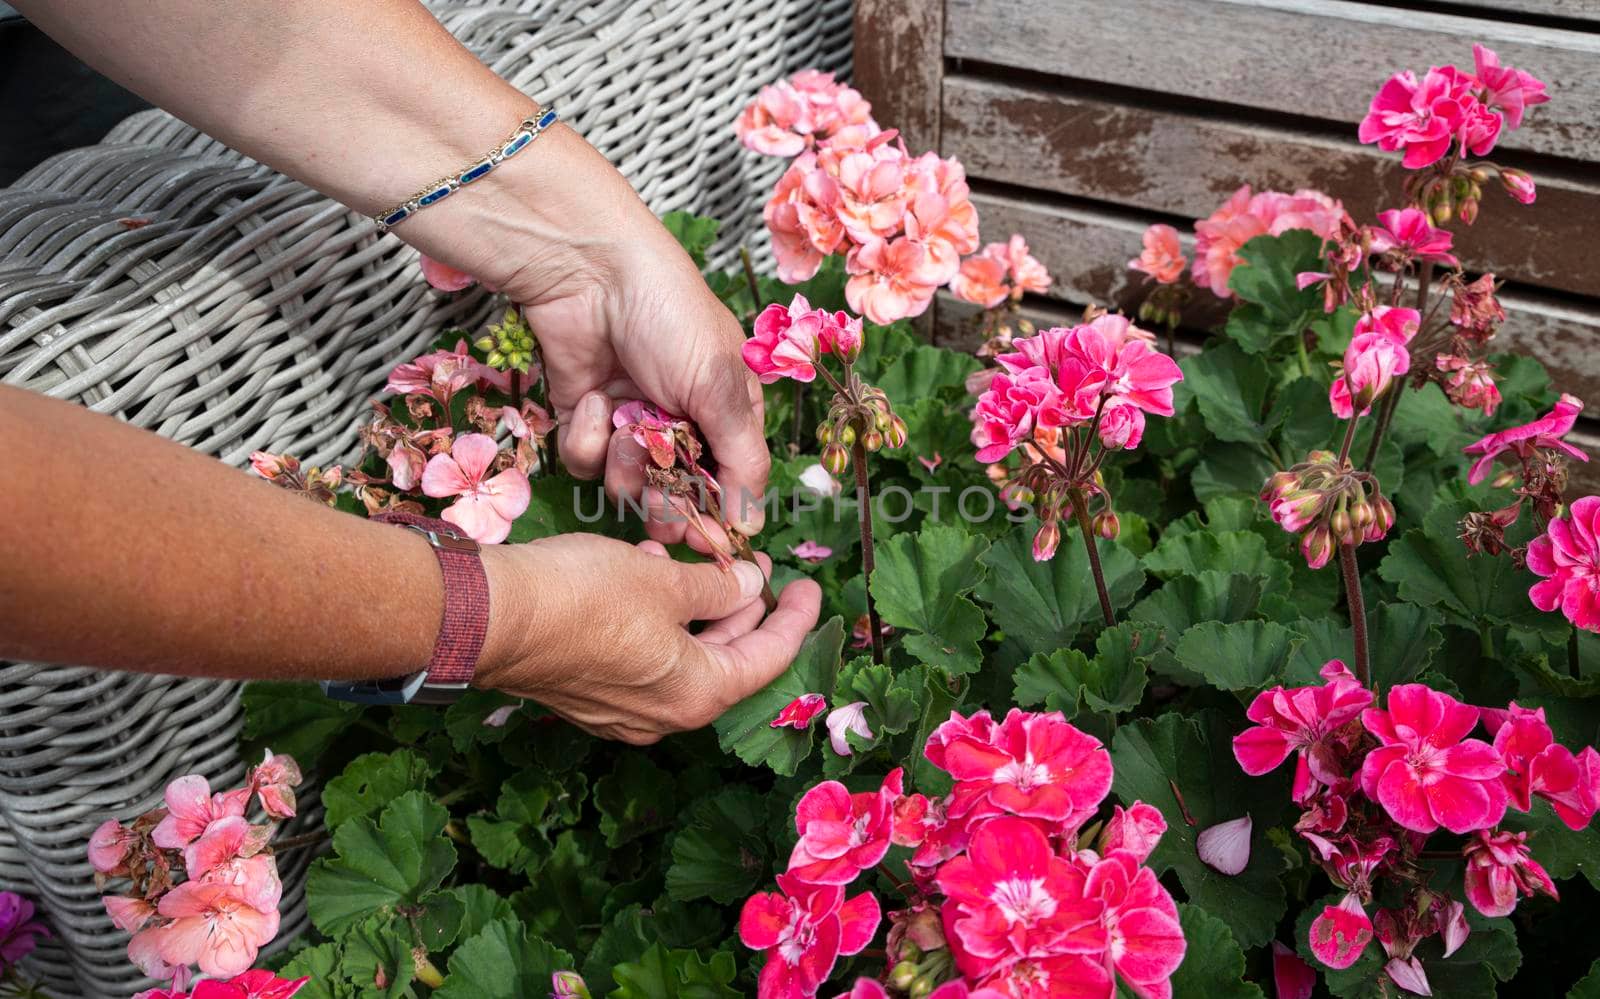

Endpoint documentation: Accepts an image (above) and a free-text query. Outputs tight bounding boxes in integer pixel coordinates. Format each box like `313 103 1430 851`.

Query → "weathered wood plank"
1447 0 1600 21
969 190 1600 404
942 76 1600 298
853 0 944 155
944 0 1600 161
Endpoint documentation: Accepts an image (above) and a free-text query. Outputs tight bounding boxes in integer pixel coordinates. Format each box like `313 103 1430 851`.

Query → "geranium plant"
70 46 1600 999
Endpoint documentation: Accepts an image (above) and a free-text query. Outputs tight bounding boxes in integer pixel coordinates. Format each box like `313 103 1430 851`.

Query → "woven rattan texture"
0 2 850 995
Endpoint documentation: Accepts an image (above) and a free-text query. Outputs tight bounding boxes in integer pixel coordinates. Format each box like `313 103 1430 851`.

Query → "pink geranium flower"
1192 186 1345 297
418 255 477 292
1083 850 1186 999
740 875 880 999
386 339 510 401
152 776 251 851
789 540 834 564
1367 208 1458 267
1358 68 1483 168
1272 941 1317 999
152 882 280 979
1308 893 1373 970
1473 44 1549 130
766 154 845 284
1129 224 1185 285
745 294 824 384
1437 355 1500 416
89 819 138 874
1003 235 1051 296
788 770 902 885
1463 393 1588 484
420 433 530 544
1359 684 1509 834
929 709 1114 825
970 370 1064 464
936 817 1107 979
1462 828 1558 917
951 248 1011 309
1234 660 1374 803
248 751 301 820
1099 803 1167 864
104 895 158 934
1061 323 1183 419
845 236 946 325
1527 495 1600 634
1331 330 1410 419
833 142 911 244
192 970 312 999
772 693 828 730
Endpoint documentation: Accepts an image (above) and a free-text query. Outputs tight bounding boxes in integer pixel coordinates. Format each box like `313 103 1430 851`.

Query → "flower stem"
1362 261 1433 470
740 246 762 318
1295 329 1312 379
1336 410 1360 466
853 441 886 665
1339 543 1371 688
269 830 329 853
1070 489 1115 627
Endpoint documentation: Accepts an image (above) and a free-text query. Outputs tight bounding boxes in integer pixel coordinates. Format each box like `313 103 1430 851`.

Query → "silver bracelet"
372 107 559 232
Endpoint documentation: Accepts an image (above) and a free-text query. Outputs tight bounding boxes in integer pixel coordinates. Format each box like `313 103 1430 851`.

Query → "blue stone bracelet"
373 107 560 232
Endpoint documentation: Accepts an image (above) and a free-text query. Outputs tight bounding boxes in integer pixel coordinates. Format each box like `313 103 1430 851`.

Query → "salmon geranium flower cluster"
87 753 308 989
1234 663 1599 992
740 709 1186 998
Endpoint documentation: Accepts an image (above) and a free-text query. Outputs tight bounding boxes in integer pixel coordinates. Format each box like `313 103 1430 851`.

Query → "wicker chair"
0 2 851 995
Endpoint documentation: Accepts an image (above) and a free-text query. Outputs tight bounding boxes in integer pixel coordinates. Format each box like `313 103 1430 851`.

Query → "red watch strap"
375 512 489 685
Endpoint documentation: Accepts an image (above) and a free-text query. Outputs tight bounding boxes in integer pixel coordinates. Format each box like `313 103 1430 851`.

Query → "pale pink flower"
483 704 520 728
1234 660 1374 803
826 701 873 756
418 255 476 292
833 141 911 244
1500 168 1537 205
420 433 530 544
740 875 880 999
1083 849 1186 998
1129 224 1185 284
1462 828 1557 917
1097 402 1146 451
1385 955 1431 996
798 463 842 499
1308 893 1373 970
904 152 982 278
771 693 828 730
845 236 946 324
154 882 280 979
249 750 301 821
386 441 425 492
1099 802 1167 864
386 339 509 401
766 155 842 283
1527 495 1600 634
247 452 295 481
918 453 943 474
152 776 250 851
789 540 833 564
1367 208 1458 267
787 770 901 884
199 852 282 917
737 80 810 157
1436 355 1500 416
184 816 265 879
1272 941 1317 999
612 400 688 470
929 709 1114 825
1359 684 1509 834
1463 393 1588 484
1004 235 1051 296
1192 186 1345 297
1438 898 1470 958
104 895 157 934
950 248 1011 309
744 294 824 384
1196 815 1252 876
88 819 137 874
1472 44 1549 131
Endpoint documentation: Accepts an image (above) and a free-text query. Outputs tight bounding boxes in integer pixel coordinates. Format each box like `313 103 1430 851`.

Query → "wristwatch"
322 514 490 706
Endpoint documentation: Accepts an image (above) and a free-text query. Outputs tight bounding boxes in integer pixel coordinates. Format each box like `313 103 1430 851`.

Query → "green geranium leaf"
434 918 575 999
276 944 349 999
1192 447 1277 503
610 943 741 999
1285 604 1443 690
414 884 514 953
307 791 457 935
240 682 363 762
1111 710 1291 948
977 530 1145 656
1169 904 1265 999
1502 798 1600 890
661 211 720 269
1177 344 1274 444
466 814 546 875
714 616 845 775
583 905 658 996
907 667 963 796
1271 376 1340 456
1572 957 1600 998
876 344 981 403
1014 623 1154 718
1129 571 1264 638
1303 901 1520 998
1387 383 1467 456
666 787 771 904
443 689 520 753
596 753 676 848
871 524 990 673
1173 620 1302 692
1144 529 1289 590
507 473 588 543
323 750 438 831
341 915 414 999
833 657 921 737
1228 230 1327 327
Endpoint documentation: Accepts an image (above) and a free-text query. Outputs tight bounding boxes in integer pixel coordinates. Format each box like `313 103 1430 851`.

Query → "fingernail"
583 392 609 426
732 560 764 601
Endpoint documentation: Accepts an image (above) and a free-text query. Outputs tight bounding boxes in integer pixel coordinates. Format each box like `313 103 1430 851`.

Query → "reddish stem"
1070 489 1115 627
1340 543 1372 688
854 440 886 665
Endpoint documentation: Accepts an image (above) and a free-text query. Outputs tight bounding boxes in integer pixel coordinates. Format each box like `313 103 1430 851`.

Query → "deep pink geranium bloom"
787 770 902 885
1358 68 1476 168
1129 224 1185 285
1308 893 1373 970
1354 305 1421 346
1099 802 1167 864
152 775 251 851
1234 660 1373 803
1062 324 1183 419
1473 44 1548 131
970 370 1064 464
975 954 1114 999
744 294 824 383
1527 495 1600 634
1368 208 1458 267
930 709 1115 824
1331 329 1410 419
1485 702 1598 826
1359 684 1509 834
1463 393 1588 484
740 875 880 999
0 892 50 971
154 882 280 979
936 817 1108 979
186 970 311 999
1084 850 1185 999
420 433 530 544
772 693 828 731
1272 941 1317 999
1462 829 1558 917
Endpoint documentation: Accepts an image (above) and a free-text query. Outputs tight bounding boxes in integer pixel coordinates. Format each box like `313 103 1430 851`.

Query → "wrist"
475 541 538 692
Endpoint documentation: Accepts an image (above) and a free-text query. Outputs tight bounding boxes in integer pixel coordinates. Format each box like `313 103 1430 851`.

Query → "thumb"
673 559 766 622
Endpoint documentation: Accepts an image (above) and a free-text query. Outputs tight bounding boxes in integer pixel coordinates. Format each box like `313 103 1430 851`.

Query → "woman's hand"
478 535 821 744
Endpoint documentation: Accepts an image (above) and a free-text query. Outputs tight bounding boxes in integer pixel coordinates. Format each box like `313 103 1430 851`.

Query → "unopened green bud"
839 424 857 447
822 443 850 475
863 430 885 452
889 962 919 989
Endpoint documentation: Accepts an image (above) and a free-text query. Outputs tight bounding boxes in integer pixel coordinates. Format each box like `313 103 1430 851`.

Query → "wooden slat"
968 189 1600 404
942 76 1600 298
1446 0 1600 21
944 0 1600 161
852 0 944 155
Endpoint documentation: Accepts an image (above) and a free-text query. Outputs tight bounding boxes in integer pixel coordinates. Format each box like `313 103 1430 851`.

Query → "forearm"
0 386 515 681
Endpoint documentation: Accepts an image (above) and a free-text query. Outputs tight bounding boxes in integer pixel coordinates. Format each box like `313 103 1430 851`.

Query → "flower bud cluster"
1262 451 1395 569
473 307 538 373
817 381 907 474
